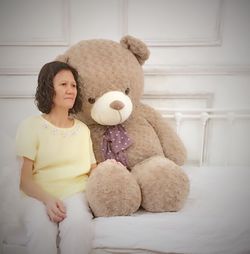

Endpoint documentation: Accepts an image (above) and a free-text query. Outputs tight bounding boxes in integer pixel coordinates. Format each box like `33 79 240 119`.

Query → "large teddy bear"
56 35 189 217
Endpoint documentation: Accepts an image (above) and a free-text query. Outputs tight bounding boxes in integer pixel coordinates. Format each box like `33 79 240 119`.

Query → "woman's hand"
88 159 125 176
44 196 67 223
103 159 124 167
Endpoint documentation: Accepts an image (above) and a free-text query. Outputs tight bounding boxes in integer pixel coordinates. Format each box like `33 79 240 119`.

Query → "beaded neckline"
40 115 76 129
40 115 81 137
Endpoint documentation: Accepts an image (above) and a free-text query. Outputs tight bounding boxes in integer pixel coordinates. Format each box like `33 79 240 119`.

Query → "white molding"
0 67 39 76
0 0 70 46
143 65 250 76
142 93 214 108
122 0 224 47
155 108 250 113
0 95 34 99
1 64 250 76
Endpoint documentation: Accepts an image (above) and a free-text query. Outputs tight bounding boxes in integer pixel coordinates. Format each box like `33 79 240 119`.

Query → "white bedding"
1 130 250 254
93 166 250 254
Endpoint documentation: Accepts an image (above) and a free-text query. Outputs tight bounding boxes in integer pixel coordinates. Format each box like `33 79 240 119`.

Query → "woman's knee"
60 214 93 241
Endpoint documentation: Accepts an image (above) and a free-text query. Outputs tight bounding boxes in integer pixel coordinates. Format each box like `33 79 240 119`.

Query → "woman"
16 61 96 254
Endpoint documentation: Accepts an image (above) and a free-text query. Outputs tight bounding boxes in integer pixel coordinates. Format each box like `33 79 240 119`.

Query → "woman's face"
52 69 77 111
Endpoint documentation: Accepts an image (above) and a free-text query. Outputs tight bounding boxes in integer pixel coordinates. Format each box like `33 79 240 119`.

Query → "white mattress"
93 166 250 254
1 131 250 254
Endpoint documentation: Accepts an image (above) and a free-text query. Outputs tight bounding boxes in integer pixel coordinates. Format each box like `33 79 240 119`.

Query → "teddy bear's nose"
110 100 125 110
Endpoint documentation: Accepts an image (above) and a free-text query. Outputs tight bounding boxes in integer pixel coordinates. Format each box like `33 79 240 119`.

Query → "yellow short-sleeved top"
16 115 96 199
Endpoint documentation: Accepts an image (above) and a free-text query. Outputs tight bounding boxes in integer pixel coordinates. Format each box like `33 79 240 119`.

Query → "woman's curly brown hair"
35 61 83 114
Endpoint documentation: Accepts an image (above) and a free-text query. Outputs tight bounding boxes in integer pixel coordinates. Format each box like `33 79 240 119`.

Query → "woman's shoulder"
74 119 90 132
18 115 42 129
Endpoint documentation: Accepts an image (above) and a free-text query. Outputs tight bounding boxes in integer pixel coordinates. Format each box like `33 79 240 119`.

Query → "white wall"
0 0 249 166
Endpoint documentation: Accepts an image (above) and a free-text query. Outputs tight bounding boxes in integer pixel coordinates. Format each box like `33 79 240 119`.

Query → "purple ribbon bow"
102 124 133 167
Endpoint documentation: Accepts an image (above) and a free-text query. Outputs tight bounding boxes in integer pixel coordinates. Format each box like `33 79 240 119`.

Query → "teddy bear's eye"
125 88 130 95
88 97 96 104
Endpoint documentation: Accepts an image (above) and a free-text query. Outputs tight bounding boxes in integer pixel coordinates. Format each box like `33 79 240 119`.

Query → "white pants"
22 192 93 254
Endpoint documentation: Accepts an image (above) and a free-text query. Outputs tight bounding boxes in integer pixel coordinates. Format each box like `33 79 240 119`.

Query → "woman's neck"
44 108 73 128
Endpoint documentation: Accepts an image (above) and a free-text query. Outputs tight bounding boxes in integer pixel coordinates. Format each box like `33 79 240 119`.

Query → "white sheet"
93 166 250 254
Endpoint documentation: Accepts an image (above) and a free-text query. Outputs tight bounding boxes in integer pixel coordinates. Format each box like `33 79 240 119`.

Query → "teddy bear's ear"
55 54 69 63
120 35 150 65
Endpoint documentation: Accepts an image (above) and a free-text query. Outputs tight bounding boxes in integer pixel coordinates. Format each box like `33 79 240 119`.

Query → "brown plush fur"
56 35 190 217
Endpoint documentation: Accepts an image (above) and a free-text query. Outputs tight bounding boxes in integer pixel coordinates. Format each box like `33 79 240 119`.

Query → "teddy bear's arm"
140 103 187 166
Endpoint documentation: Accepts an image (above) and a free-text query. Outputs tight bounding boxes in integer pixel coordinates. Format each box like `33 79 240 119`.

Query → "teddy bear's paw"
132 156 190 212
86 162 141 217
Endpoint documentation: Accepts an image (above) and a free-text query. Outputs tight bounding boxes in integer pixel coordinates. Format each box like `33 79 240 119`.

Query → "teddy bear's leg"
131 156 189 212
86 160 141 217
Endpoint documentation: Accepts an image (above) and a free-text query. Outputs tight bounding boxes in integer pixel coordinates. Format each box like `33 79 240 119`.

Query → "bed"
92 166 250 254
1 128 250 254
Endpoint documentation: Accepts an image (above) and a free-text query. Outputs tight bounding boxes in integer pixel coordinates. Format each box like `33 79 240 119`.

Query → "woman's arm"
20 157 66 222
20 157 51 203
